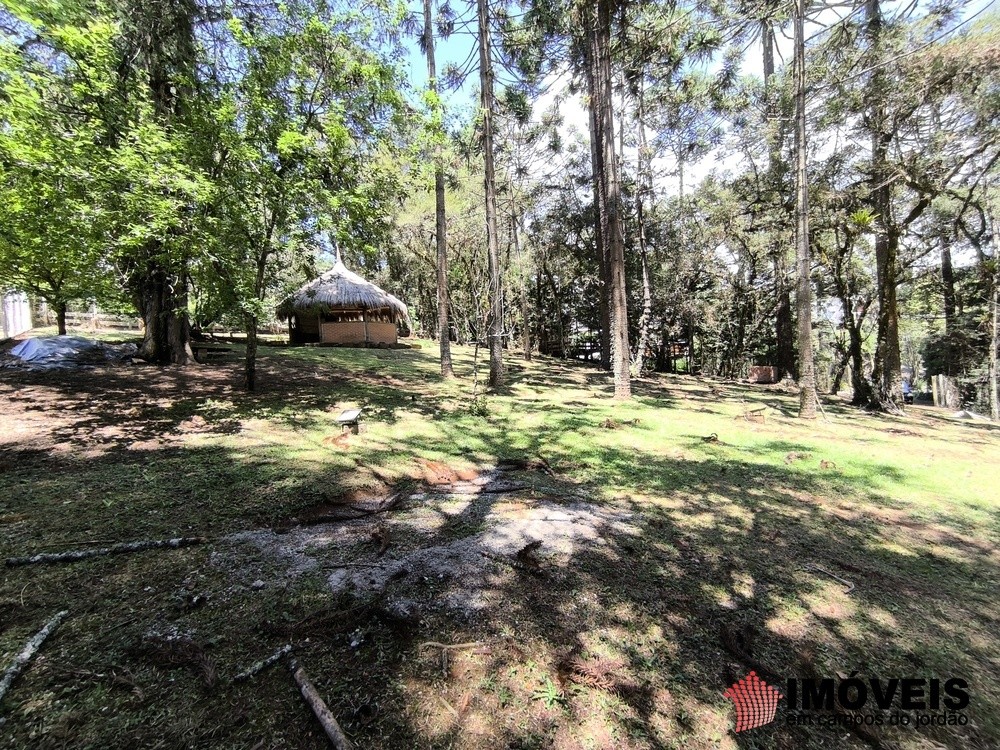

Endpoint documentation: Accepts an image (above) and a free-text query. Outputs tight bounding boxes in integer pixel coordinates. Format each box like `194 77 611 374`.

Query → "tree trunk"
425 0 453 379
846 306 874 405
794 0 817 419
775 286 795 378
121 1 197 367
584 27 611 372
866 0 902 410
244 313 257 391
762 17 795 380
632 86 654 377
593 0 630 399
941 235 956 334
830 346 850 395
991 261 999 421
55 302 67 336
940 233 957 376
137 265 193 365
511 212 531 360
477 0 503 388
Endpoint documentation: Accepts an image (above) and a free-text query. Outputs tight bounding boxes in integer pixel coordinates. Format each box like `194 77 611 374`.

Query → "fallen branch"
0 610 69 704
375 492 402 513
477 481 531 494
437 695 460 719
718 623 783 686
805 564 855 594
288 658 353 750
232 644 292 683
433 481 531 496
5 537 207 567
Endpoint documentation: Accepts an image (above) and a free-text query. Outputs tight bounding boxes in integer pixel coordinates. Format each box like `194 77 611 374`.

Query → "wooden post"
363 309 369 344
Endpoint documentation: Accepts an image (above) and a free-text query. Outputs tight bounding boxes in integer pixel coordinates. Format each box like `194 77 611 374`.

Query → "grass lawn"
1 332 998 749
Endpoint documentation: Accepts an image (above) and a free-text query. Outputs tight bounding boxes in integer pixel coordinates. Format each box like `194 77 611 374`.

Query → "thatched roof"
277 260 408 321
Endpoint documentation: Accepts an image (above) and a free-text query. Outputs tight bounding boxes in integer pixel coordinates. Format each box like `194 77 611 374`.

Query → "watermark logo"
723 671 783 732
723 672 970 733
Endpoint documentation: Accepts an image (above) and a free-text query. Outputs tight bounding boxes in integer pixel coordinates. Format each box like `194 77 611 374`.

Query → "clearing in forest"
1 339 998 750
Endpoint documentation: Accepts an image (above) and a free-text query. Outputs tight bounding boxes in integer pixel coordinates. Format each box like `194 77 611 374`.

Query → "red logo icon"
724 671 783 732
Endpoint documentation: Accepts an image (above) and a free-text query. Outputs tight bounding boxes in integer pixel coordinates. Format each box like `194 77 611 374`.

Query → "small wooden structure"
277 260 408 346
748 366 779 384
336 408 363 434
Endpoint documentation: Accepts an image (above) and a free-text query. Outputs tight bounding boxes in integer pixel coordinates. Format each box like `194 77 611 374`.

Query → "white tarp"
7 336 136 369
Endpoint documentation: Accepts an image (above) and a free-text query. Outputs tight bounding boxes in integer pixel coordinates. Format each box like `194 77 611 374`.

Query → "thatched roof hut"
277 260 409 346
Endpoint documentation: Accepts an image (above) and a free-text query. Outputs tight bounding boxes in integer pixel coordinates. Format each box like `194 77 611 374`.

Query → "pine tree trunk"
510 212 531 360
632 87 653 377
592 0 630 399
866 0 902 410
794 0 817 418
425 0 453 379
477 0 503 388
762 17 796 380
584 29 611 372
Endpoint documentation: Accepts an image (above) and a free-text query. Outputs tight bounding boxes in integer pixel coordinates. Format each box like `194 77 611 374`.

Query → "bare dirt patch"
214 467 638 619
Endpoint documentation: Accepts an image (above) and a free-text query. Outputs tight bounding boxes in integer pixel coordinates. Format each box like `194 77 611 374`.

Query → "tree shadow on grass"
2 359 998 749
332 421 1000 749
0 349 454 458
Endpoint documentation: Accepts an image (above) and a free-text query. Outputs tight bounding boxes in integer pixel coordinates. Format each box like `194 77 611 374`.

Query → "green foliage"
531 676 566 709
0 0 409 340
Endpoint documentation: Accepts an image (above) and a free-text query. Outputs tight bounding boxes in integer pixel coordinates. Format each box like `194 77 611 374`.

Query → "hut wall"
319 320 397 345
321 321 366 344
367 322 397 344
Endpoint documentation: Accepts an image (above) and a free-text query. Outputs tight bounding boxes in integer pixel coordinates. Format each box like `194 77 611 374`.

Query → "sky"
400 0 997 195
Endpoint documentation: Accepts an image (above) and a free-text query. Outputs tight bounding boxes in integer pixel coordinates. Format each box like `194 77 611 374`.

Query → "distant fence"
33 305 285 336
61 310 143 331
1 292 32 339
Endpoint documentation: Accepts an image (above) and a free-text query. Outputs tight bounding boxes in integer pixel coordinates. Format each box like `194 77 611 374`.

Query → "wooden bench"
192 343 233 363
